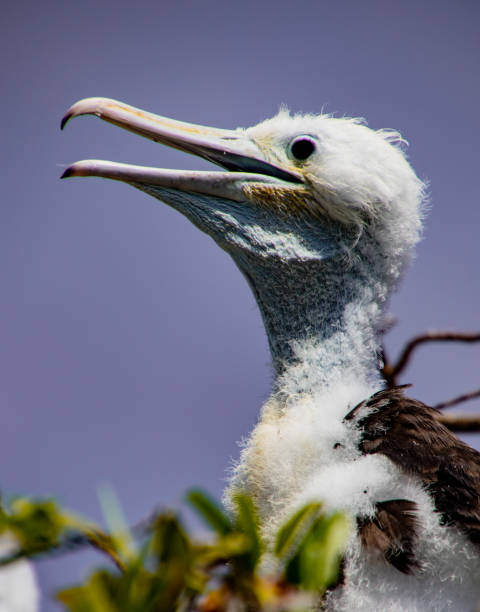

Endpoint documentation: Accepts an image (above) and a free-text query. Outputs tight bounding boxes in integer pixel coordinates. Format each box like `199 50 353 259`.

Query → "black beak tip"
60 112 72 131
60 167 74 179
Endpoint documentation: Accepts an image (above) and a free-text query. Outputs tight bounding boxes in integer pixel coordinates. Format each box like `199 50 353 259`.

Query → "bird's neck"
241 248 389 400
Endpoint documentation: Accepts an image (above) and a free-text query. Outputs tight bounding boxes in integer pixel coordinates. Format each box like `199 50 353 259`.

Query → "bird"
61 97 480 611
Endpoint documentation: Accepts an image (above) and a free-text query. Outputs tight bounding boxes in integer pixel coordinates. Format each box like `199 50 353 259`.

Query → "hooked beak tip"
60 112 73 131
60 167 73 179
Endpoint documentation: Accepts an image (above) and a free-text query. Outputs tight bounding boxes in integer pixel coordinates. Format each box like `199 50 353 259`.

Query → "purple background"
2 0 479 607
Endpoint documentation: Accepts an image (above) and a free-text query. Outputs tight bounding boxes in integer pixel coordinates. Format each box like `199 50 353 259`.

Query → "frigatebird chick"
62 98 480 611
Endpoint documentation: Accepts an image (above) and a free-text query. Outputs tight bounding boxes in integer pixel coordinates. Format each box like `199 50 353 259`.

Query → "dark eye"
289 136 316 161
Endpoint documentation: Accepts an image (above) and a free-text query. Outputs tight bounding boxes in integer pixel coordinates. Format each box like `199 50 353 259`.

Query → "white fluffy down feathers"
248 110 425 235
0 534 39 612
226 112 480 610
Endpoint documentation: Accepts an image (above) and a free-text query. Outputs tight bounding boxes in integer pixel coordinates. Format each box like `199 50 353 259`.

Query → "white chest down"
227 381 480 612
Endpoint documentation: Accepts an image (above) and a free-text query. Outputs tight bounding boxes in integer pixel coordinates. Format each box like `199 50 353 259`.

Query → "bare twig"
436 413 480 433
433 388 480 433
380 328 480 432
434 388 480 411
382 331 480 388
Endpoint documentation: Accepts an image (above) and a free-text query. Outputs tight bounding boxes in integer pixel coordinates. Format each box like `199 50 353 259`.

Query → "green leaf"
298 512 350 591
57 570 117 612
186 489 232 535
98 484 135 561
232 493 263 571
7 499 64 552
275 503 323 560
151 513 190 566
195 532 251 566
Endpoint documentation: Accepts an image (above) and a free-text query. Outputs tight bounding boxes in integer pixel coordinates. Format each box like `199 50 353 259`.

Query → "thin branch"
382 331 480 387
0 532 125 571
433 388 480 433
436 413 480 433
0 509 160 568
86 531 126 572
0 534 92 568
434 388 480 411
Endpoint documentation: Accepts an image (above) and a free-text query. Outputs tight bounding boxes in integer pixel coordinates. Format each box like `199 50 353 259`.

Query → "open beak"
61 97 302 202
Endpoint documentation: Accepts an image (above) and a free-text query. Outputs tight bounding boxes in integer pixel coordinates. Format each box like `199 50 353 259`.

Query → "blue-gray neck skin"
236 232 391 399
134 186 407 402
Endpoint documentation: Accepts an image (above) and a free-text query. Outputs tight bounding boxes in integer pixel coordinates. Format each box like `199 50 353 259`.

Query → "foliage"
0 490 350 611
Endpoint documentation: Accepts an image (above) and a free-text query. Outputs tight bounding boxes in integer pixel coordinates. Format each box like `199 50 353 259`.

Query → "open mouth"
61 97 303 201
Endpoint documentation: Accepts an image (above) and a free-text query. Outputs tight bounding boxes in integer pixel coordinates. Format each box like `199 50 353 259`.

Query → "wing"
345 386 480 547
357 498 420 574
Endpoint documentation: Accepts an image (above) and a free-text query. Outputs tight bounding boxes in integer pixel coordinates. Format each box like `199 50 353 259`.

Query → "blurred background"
1 0 479 607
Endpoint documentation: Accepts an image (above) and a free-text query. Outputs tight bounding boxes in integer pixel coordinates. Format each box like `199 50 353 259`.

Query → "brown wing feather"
345 386 480 544
357 499 420 574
